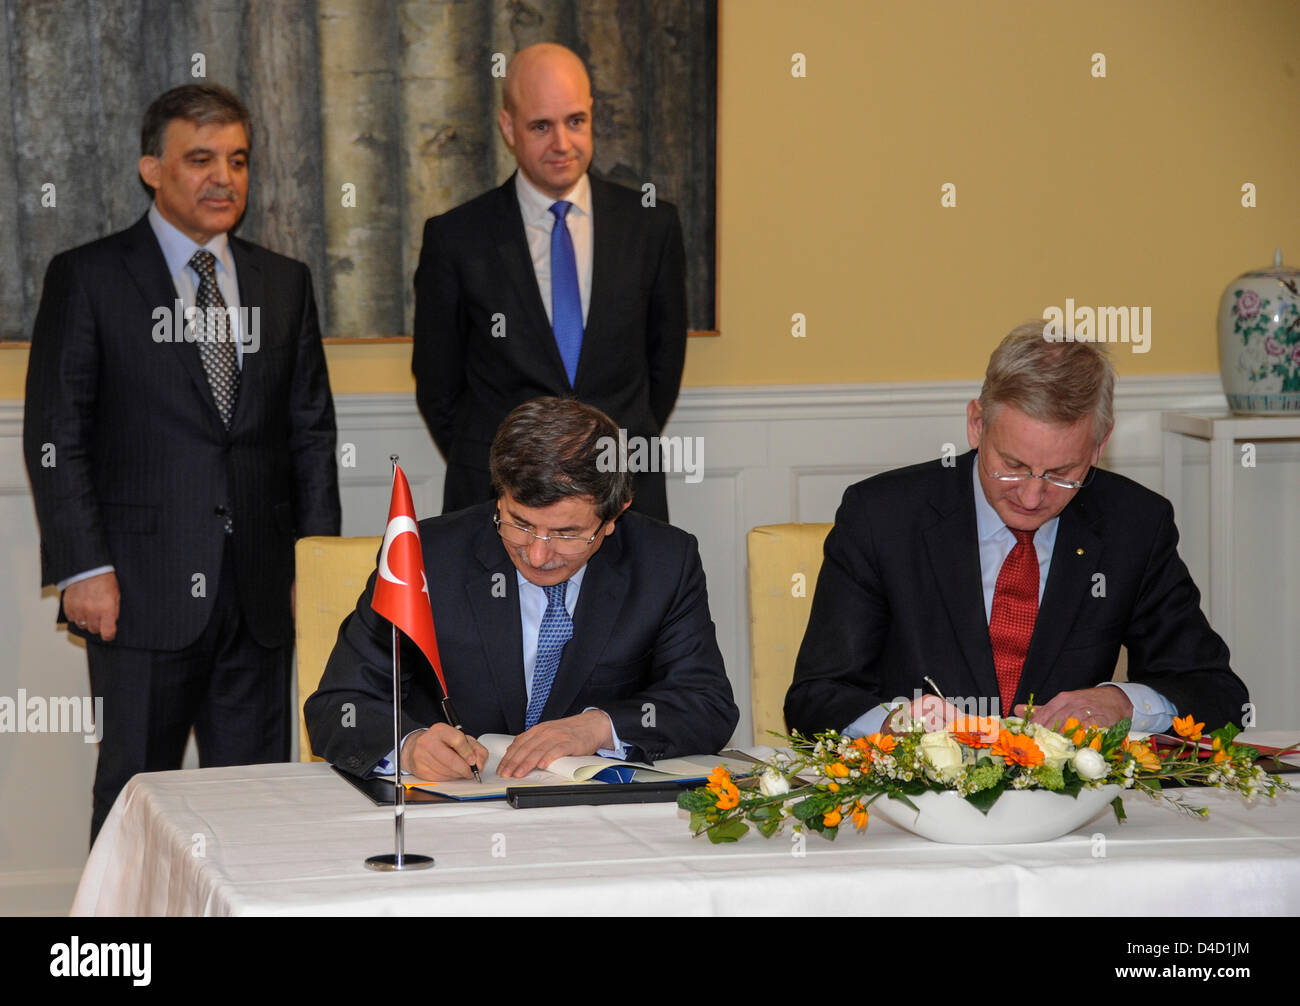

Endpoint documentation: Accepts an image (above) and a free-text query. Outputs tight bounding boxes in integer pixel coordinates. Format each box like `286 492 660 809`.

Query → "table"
72 734 1300 916
1161 411 1300 650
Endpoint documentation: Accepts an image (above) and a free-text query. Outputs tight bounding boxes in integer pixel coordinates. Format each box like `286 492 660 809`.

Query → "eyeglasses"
493 512 600 556
979 450 1096 491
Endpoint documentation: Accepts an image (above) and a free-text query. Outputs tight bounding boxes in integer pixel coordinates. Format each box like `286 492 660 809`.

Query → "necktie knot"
543 581 568 608
189 249 217 279
1011 528 1036 548
549 200 572 222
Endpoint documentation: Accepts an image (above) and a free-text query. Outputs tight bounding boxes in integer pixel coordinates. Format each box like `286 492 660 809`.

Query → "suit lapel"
540 523 627 723
491 178 571 388
1016 491 1104 708
227 236 264 432
120 217 225 431
577 177 620 390
922 452 1000 697
466 518 527 733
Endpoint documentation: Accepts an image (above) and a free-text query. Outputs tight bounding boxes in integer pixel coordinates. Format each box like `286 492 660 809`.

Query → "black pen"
441 697 482 783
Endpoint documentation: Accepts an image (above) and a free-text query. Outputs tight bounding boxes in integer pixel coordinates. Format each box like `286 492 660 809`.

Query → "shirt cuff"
584 708 627 760
57 565 115 592
373 727 428 777
1102 682 1176 734
842 702 898 740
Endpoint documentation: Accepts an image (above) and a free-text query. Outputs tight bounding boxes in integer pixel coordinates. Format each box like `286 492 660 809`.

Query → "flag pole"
366 455 434 872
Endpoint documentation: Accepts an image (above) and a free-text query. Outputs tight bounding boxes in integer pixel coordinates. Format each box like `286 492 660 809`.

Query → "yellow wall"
3 0 1297 397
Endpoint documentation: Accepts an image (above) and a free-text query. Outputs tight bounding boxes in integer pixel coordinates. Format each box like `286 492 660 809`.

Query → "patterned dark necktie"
525 581 574 730
189 249 239 428
989 528 1039 716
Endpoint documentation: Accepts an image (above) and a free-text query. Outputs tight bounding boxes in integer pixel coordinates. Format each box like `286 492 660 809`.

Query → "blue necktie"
525 581 573 730
549 201 583 386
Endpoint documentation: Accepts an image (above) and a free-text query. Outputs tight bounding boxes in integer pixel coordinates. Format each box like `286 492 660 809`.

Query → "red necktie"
989 528 1038 716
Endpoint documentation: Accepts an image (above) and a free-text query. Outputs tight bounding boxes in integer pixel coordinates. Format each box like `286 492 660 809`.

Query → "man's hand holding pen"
400 723 488 780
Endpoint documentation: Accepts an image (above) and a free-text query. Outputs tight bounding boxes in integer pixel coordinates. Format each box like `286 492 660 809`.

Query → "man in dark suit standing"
306 398 736 781
23 84 341 844
785 324 1248 739
412 43 687 523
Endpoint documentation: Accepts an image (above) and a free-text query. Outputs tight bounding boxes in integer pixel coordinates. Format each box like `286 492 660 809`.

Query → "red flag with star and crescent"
370 464 447 696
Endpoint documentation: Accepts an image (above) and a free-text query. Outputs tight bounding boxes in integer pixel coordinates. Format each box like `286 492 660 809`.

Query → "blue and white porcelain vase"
1217 249 1300 414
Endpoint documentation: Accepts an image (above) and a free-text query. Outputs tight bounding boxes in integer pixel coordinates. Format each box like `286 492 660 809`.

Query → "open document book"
401 733 740 800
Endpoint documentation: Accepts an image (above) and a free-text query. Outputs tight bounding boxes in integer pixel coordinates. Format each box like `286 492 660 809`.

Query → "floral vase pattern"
1217 249 1300 413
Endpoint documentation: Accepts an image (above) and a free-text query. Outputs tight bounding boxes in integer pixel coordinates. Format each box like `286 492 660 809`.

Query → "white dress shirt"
514 171 593 327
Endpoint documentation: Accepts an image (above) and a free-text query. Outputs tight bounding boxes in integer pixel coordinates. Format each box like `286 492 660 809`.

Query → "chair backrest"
745 523 833 744
294 536 382 762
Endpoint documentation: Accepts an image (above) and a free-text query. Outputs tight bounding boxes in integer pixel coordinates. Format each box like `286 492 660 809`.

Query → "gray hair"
979 321 1116 444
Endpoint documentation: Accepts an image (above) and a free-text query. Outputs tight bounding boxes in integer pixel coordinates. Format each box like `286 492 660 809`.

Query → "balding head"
498 43 594 199
502 43 590 114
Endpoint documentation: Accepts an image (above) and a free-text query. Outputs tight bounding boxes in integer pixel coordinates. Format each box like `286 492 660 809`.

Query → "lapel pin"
1076 548 1085 556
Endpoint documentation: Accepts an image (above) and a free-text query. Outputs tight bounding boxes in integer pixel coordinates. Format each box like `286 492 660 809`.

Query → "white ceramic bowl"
871 785 1121 844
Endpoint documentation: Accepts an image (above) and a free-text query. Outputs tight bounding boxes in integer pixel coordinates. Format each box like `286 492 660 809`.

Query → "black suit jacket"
23 214 341 650
785 451 1247 733
305 502 738 777
411 174 687 521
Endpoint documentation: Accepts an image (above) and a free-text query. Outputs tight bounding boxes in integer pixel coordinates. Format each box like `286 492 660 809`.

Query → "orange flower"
828 782 840 793
1072 728 1086 745
1125 741 1161 772
826 761 850 778
864 732 897 758
1089 733 1102 751
823 809 842 828
1213 749 1228 764
992 731 1044 768
949 716 1000 747
1172 715 1204 742
715 783 739 810
707 766 740 809
852 803 869 830
1062 717 1081 733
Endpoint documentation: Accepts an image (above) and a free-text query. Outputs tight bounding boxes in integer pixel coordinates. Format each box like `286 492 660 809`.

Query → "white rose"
1031 725 1075 771
919 731 964 783
1072 746 1109 781
758 769 790 796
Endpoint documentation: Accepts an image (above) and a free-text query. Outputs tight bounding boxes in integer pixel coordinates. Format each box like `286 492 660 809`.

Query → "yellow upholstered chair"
746 523 833 744
294 536 382 762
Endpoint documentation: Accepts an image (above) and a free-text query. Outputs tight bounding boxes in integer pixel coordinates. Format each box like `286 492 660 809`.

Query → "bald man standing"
412 43 687 523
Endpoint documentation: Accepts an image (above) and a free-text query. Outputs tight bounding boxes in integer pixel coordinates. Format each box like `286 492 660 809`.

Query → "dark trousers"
86 541 290 846
442 462 670 524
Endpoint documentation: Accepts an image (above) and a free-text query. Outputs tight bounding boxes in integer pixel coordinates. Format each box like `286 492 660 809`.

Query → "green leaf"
1111 795 1127 823
706 818 750 843
677 790 716 813
756 815 783 838
963 783 1005 816
1103 718 1131 752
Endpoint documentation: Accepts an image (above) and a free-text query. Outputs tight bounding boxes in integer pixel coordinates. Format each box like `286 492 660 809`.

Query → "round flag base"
364 853 435 871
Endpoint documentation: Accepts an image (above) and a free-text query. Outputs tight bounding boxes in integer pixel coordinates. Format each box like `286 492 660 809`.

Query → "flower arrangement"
680 711 1295 843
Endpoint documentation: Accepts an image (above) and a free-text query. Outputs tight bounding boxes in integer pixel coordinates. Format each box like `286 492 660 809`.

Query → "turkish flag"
371 464 447 696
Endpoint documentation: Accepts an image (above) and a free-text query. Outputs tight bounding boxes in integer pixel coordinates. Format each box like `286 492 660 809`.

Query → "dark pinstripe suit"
23 214 341 841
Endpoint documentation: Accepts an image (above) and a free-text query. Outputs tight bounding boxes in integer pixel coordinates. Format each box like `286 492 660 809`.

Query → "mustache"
199 185 240 202
512 547 567 571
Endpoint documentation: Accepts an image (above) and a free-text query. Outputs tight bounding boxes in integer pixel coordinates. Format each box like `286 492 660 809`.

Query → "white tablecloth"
72 732 1300 916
